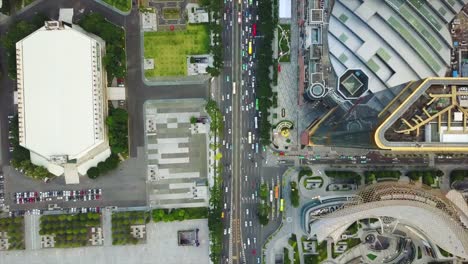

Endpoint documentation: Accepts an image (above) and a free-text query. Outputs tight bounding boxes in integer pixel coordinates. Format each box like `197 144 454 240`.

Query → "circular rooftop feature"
305 83 326 100
337 69 369 100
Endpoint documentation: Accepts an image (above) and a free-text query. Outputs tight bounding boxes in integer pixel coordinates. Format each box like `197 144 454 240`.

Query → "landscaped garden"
304 241 327 264
407 170 442 187
278 24 291 62
303 176 323 189
152 207 208 222
79 13 127 84
112 211 150 245
0 217 25 250
39 213 101 248
162 8 180 19
103 0 131 12
290 181 299 207
364 170 400 184
144 24 210 77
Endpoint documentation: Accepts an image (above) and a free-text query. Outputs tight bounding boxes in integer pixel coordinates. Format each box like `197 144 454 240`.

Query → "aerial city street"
0 0 468 263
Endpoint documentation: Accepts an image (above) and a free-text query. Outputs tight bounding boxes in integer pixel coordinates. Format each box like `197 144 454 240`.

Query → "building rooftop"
375 78 468 151
328 0 464 97
17 23 104 161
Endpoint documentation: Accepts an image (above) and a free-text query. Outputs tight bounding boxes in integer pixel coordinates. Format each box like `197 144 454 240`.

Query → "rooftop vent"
44 21 64 30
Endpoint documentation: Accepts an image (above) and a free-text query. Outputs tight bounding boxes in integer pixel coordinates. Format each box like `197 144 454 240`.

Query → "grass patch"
367 253 377 260
346 238 361 249
163 8 180 19
112 211 151 245
303 176 323 189
438 246 453 257
278 24 291 62
284 247 292 264
102 0 131 12
144 24 210 77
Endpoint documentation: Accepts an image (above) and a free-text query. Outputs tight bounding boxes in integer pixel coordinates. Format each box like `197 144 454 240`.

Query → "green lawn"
278 24 291 62
144 24 210 77
163 8 180 19
103 0 131 12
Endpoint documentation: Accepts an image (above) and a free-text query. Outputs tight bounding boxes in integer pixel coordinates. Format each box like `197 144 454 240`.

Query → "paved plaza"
0 219 209 264
145 99 209 208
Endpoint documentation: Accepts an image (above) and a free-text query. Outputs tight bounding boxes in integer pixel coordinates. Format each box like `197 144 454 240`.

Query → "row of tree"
87 106 128 179
364 170 400 184
152 207 208 222
257 183 270 225
201 0 223 76
325 170 362 183
1 14 48 79
407 170 443 186
78 13 127 84
256 0 278 145
8 115 51 179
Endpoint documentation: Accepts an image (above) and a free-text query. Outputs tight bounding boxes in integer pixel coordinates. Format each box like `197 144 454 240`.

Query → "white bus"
232 82 236 95
248 131 252 144
254 116 258 129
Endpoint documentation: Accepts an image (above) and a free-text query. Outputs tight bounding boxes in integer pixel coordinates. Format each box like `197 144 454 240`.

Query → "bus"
232 82 236 95
274 186 279 199
248 41 252 55
280 199 284 212
254 116 258 129
255 98 259 110
252 23 257 37
248 131 252 144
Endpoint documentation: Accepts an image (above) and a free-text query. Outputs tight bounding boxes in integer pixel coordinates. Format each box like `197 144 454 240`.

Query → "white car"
245 221 248 227
254 237 256 244
247 238 250 246
246 209 249 215
229 128 232 134
224 203 227 209
245 89 248 96
241 105 245 111
228 228 231 234
245 175 248 181
227 94 230 100
224 229 227 235
225 186 228 193
222 95 224 101
249 221 252 227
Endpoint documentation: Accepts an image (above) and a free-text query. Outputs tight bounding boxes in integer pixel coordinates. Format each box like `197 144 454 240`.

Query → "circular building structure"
306 182 468 260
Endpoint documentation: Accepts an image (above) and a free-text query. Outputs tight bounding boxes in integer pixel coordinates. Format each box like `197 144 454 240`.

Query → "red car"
252 23 257 36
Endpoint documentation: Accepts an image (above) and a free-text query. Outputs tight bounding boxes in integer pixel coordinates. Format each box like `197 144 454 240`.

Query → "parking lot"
144 99 209 209
2 147 148 212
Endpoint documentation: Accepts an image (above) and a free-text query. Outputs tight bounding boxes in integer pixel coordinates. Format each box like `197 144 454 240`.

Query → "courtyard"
143 24 210 77
144 99 209 209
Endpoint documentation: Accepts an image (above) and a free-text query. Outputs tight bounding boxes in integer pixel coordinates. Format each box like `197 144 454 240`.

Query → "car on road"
254 237 256 244
246 209 249 215
228 128 232 134
224 229 227 235
247 238 250 246
224 203 227 209
225 186 228 193
245 221 248 227
249 221 252 227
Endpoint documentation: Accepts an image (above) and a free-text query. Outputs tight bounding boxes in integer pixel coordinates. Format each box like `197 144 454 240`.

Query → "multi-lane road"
218 0 284 263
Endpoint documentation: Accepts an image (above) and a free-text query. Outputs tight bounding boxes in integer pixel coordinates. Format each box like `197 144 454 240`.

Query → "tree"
190 116 197 124
87 167 100 179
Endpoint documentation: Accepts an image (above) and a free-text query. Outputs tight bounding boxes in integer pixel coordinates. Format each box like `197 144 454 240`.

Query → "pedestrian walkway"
102 208 112 246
